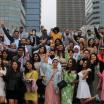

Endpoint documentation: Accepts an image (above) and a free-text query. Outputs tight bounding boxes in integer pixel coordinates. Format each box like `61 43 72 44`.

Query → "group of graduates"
0 24 104 104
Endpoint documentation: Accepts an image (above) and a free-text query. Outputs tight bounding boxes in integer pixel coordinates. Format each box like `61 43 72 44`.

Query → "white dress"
0 67 6 97
76 71 91 99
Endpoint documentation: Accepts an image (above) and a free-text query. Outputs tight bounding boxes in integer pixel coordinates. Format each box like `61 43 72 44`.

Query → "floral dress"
61 70 76 104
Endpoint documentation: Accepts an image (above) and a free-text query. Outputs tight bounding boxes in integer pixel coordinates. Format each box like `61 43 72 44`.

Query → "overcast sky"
41 0 56 31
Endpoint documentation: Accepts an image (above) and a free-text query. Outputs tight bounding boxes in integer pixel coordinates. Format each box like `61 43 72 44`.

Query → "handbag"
57 80 67 89
57 70 70 89
24 72 38 92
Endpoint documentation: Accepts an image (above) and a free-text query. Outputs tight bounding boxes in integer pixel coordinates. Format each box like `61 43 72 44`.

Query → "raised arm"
70 32 78 45
82 69 91 80
40 52 51 74
1 24 14 43
40 62 50 74
94 26 101 40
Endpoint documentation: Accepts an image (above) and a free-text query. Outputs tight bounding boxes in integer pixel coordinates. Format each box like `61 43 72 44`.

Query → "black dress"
5 68 25 100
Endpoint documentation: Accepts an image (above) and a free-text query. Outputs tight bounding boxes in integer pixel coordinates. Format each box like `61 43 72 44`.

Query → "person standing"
32 53 45 104
76 59 98 104
41 57 62 104
0 58 7 104
5 60 23 104
24 61 38 104
1 24 20 48
61 58 76 104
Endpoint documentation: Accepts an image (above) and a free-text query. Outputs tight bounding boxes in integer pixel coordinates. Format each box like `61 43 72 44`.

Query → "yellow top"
50 32 62 46
50 32 62 41
24 70 38 102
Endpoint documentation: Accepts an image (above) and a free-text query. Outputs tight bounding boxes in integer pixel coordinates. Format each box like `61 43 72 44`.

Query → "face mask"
50 55 55 59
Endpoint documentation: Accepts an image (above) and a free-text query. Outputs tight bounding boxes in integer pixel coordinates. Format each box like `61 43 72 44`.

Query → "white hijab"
73 45 80 61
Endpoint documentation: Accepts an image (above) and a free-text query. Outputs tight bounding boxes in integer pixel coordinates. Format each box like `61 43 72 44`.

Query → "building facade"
0 0 25 31
23 0 41 32
85 0 104 26
57 0 85 30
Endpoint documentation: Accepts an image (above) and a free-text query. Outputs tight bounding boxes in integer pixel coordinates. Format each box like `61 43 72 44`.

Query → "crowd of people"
0 24 104 104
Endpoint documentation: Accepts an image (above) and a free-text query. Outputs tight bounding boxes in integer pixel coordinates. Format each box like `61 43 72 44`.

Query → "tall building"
0 0 25 31
23 0 41 32
57 0 85 30
85 0 104 26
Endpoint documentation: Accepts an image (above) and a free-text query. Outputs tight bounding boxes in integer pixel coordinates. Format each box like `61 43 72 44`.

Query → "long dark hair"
88 38 95 47
55 39 63 46
24 60 35 74
90 53 98 64
66 58 76 72
38 46 47 54
82 58 90 69
56 44 65 58
10 60 20 72
2 50 10 60
32 53 41 62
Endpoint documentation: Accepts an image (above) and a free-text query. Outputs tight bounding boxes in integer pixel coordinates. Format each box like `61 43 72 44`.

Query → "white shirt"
14 39 19 48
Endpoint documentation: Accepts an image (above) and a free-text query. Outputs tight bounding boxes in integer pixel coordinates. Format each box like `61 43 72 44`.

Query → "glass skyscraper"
23 0 41 32
0 0 25 31
85 0 104 26
57 0 85 30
